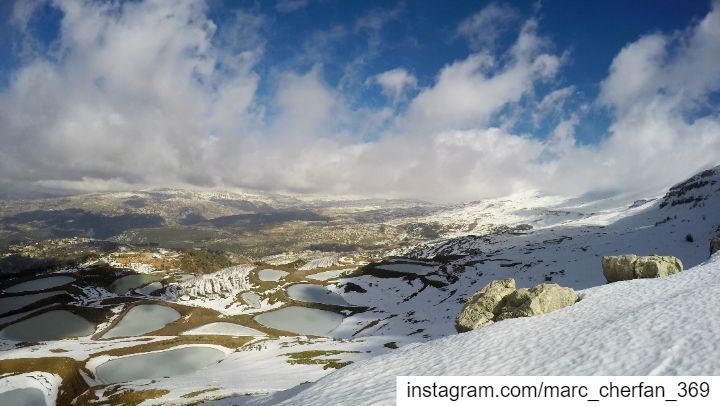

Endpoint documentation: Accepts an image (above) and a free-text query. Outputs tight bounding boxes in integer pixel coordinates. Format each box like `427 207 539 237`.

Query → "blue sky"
0 0 718 201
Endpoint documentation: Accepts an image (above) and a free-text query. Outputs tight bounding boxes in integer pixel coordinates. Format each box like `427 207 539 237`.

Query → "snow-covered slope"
326 165 720 342
270 254 720 405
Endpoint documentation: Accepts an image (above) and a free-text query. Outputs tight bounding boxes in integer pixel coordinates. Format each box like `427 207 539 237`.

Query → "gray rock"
455 278 515 332
602 254 638 282
711 234 720 256
496 283 578 321
602 254 683 282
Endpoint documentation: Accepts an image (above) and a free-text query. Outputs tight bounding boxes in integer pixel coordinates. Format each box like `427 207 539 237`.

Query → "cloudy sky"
0 0 718 201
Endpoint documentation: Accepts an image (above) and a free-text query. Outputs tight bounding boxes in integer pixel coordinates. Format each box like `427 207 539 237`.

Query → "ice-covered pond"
287 284 350 306
102 304 180 338
95 346 226 384
241 292 261 309
257 269 289 282
253 306 343 336
0 310 95 341
0 292 65 315
375 263 436 275
110 275 164 294
0 388 47 406
3 276 75 293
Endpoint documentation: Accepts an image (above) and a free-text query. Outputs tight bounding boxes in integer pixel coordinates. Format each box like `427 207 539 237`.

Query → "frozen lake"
102 304 180 338
257 269 289 282
110 274 164 295
0 310 95 341
95 346 226 384
3 276 75 293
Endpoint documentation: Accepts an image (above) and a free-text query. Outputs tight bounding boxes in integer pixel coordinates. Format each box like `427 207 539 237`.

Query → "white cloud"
0 0 719 203
457 2 517 50
371 68 417 103
401 20 561 134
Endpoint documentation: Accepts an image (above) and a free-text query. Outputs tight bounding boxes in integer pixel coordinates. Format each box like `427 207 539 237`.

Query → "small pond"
0 388 47 406
0 292 66 315
241 292 261 309
287 284 350 306
0 310 95 341
182 322 266 337
375 263 436 275
3 276 75 293
253 306 343 336
257 269 289 282
110 275 164 295
95 346 226 384
103 304 180 338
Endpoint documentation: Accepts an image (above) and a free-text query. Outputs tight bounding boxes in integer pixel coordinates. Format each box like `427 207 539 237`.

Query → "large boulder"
496 284 578 321
602 255 638 282
633 256 683 278
456 280 578 332
455 278 515 332
602 254 683 282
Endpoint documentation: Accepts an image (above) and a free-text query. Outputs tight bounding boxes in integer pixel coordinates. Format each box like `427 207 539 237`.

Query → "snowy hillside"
268 253 720 405
327 165 720 342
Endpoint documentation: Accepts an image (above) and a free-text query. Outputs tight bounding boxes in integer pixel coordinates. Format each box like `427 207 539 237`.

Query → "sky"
0 0 718 202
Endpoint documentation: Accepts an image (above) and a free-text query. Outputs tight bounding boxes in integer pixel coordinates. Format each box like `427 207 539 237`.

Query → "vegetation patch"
283 350 358 370
179 249 233 274
181 387 221 399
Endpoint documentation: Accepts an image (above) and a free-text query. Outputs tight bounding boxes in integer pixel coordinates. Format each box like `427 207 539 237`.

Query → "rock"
602 254 637 282
633 256 683 278
602 254 683 282
496 284 578 321
455 278 515 332
456 280 579 332
711 234 720 256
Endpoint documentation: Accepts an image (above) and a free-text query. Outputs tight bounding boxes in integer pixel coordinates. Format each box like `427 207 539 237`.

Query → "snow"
299 256 343 270
165 265 256 315
272 255 720 405
181 322 267 337
0 372 60 406
307 269 354 281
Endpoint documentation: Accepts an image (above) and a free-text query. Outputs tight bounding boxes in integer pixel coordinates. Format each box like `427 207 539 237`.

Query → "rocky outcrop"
602 255 683 282
496 284 578 320
456 279 577 332
711 233 720 256
455 278 515 332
